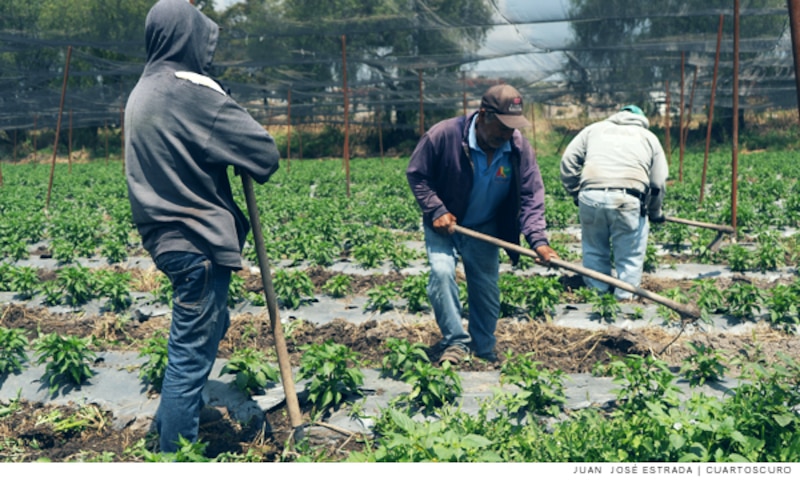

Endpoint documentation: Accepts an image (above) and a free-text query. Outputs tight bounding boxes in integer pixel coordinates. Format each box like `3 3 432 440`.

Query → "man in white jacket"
560 105 668 300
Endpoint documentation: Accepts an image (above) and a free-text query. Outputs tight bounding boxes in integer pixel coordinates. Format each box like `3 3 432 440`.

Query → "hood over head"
144 0 218 74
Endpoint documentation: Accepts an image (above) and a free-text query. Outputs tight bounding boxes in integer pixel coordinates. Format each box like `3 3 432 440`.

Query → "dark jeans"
153 251 231 453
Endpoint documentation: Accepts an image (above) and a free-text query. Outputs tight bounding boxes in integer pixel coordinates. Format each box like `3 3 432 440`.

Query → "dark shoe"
437 344 468 366
475 351 498 363
199 405 226 426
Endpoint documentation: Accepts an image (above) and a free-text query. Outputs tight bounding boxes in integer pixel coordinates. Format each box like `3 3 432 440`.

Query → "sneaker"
437 344 468 366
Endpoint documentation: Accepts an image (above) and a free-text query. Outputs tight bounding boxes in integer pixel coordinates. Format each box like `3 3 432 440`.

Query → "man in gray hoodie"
125 0 280 453
560 105 668 300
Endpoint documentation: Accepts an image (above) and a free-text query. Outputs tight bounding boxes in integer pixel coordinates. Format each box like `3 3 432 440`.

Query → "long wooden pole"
453 225 701 320
700 15 724 205
46 45 72 210
665 216 735 233
241 174 304 441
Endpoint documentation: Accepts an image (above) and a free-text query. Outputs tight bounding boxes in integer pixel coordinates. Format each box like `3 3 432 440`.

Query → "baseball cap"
621 104 645 117
480 84 531 129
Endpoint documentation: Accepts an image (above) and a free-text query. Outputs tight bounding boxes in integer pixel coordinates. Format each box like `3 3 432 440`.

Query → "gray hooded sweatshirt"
560 111 668 219
125 0 280 269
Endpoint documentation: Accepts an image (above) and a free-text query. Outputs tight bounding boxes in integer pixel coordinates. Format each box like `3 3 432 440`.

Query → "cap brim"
496 114 531 129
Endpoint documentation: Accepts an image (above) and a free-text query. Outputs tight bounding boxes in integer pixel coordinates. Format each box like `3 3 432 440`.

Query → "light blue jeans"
424 222 500 357
153 251 232 453
578 189 649 300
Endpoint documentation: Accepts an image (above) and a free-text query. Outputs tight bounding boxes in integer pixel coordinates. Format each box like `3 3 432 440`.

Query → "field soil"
2 269 799 462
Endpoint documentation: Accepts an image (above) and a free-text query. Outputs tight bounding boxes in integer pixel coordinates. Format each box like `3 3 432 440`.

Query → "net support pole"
68 109 73 174
701 15 724 205
46 45 72 210
286 87 292 173
731 0 740 236
682 66 698 155
664 80 671 164
341 35 350 198
788 0 800 124
678 51 686 182
418 69 425 137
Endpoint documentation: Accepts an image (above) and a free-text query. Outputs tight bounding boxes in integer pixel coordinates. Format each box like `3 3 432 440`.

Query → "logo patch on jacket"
495 166 509 179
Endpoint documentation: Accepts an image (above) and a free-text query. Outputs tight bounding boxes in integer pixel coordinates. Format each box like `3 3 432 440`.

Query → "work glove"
649 214 666 224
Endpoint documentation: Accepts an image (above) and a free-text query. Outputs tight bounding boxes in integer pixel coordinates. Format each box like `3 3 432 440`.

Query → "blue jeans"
578 189 649 300
153 251 232 453
424 223 500 357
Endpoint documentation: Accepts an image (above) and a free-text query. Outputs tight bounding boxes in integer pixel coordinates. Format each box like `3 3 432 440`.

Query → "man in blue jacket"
125 0 280 453
407 84 558 365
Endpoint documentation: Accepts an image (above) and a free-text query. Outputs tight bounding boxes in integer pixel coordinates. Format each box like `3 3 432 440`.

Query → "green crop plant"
754 230 785 272
689 278 725 317
498 273 525 317
380 338 430 379
689 231 720 263
388 243 416 269
399 273 429 313
220 347 280 395
591 293 621 322
153 273 173 307
0 393 22 419
0 327 29 375
521 275 563 320
679 342 727 387
664 223 690 250
723 282 766 320
57 265 95 306
766 283 800 332
458 280 469 314
350 408 498 462
227 273 246 308
40 280 63 306
297 340 364 417
500 351 567 416
322 274 352 298
0 263 12 290
352 242 384 269
609 354 680 415
273 268 314 310
657 287 689 323
50 237 78 264
725 244 752 272
365 282 397 313
33 333 97 396
394 361 463 414
574 286 599 303
643 241 659 272
138 331 169 393
9 265 39 300
100 236 128 264
94 269 133 312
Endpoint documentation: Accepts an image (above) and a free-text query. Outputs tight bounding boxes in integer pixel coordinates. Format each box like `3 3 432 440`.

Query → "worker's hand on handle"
534 244 559 266
433 213 457 235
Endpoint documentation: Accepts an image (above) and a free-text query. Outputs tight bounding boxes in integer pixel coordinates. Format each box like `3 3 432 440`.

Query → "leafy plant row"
2 152 800 271
3 331 798 463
